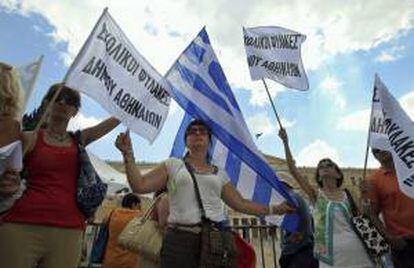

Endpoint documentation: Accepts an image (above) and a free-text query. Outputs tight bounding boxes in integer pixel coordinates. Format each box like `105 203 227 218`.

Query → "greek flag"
166 28 298 231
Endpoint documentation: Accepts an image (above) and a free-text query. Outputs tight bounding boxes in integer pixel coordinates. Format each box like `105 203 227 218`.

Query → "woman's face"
46 89 79 120
317 159 341 186
185 124 210 150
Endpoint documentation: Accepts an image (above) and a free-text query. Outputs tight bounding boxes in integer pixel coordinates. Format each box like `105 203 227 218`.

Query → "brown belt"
168 223 202 234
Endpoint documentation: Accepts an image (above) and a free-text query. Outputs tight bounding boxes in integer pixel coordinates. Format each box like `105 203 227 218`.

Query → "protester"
367 148 414 268
278 128 372 268
115 119 295 268
102 193 142 268
0 62 26 213
0 84 120 268
278 181 318 268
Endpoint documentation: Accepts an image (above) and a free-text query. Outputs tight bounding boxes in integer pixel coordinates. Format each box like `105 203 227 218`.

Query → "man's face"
372 149 393 165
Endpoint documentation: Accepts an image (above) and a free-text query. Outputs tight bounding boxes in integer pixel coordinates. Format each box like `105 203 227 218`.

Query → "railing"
80 223 281 268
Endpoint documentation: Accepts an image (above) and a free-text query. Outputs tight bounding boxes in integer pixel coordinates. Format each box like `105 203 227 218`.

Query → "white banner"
0 141 23 175
369 75 390 150
65 9 171 143
16 55 43 111
243 26 308 90
377 76 414 199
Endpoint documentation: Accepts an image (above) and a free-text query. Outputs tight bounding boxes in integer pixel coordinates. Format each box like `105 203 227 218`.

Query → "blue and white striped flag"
166 28 298 231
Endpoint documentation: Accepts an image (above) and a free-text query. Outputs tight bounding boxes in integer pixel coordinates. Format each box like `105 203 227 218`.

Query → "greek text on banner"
65 9 171 143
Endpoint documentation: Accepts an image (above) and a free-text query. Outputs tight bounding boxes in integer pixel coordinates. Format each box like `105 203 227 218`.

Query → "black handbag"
73 131 107 219
184 161 237 268
344 189 389 261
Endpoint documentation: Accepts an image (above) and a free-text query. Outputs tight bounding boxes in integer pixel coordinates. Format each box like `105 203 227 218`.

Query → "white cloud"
374 45 405 63
68 112 101 131
400 91 414 120
296 139 341 166
336 109 370 131
247 82 286 106
337 90 414 132
1 0 413 107
319 75 346 109
246 112 295 137
246 113 276 137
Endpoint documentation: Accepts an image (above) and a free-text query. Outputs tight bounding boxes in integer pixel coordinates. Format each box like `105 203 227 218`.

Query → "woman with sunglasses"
115 119 295 268
0 84 120 268
278 128 372 268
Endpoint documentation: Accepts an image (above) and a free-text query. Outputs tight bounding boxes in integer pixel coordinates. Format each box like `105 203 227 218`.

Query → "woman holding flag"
115 119 295 268
278 128 373 268
0 83 120 268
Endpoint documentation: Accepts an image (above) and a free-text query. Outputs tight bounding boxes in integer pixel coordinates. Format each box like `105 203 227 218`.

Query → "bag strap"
183 161 207 220
141 192 167 221
344 188 359 217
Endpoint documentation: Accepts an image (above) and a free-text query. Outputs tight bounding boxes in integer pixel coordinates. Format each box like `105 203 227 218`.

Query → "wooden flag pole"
262 79 284 129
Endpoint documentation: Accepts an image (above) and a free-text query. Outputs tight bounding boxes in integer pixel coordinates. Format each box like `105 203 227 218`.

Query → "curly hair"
0 62 24 119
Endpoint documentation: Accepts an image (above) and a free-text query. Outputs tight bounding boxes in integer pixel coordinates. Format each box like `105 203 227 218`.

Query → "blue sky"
1 0 413 168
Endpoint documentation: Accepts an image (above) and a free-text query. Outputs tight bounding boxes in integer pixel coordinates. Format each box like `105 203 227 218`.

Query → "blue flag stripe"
175 62 233 116
252 174 272 205
198 27 210 44
225 152 242 186
208 61 241 111
184 42 206 65
170 113 193 157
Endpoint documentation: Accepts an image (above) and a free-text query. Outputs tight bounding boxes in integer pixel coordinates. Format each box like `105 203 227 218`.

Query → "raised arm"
80 117 120 146
115 131 168 194
221 183 295 216
278 128 317 204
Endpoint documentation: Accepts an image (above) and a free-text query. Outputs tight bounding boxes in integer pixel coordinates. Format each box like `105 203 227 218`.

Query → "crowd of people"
0 60 413 268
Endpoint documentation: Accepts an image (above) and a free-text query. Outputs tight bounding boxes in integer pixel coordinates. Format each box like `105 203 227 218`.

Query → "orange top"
368 168 414 238
103 208 142 268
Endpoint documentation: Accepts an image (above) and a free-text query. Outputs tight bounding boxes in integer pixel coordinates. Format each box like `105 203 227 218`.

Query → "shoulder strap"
183 161 206 220
344 189 358 217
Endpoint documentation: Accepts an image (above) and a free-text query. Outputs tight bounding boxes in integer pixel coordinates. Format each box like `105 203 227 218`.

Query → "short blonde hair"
0 62 24 119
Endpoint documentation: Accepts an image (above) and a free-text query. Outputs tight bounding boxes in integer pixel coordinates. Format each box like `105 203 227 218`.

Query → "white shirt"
164 158 229 224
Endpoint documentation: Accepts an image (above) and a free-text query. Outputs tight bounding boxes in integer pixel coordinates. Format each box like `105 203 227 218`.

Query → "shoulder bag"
344 189 390 262
73 131 107 219
118 193 166 263
184 161 237 268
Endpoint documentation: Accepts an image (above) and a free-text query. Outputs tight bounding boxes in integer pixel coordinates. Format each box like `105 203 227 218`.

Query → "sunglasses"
46 89 80 108
187 126 209 136
318 160 335 169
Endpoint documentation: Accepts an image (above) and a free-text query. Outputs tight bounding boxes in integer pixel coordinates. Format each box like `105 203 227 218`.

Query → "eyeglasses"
187 126 209 136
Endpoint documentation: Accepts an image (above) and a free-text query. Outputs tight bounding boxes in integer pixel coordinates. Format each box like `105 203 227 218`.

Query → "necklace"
46 130 69 142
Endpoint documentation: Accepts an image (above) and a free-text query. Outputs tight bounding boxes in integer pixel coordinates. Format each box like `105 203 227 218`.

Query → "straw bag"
118 193 165 262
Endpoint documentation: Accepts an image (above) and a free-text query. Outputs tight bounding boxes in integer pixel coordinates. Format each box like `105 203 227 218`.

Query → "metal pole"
262 79 283 129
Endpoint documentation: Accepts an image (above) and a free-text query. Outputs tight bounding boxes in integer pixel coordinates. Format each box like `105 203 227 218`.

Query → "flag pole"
262 78 284 129
31 7 109 135
360 81 376 215
362 99 375 181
